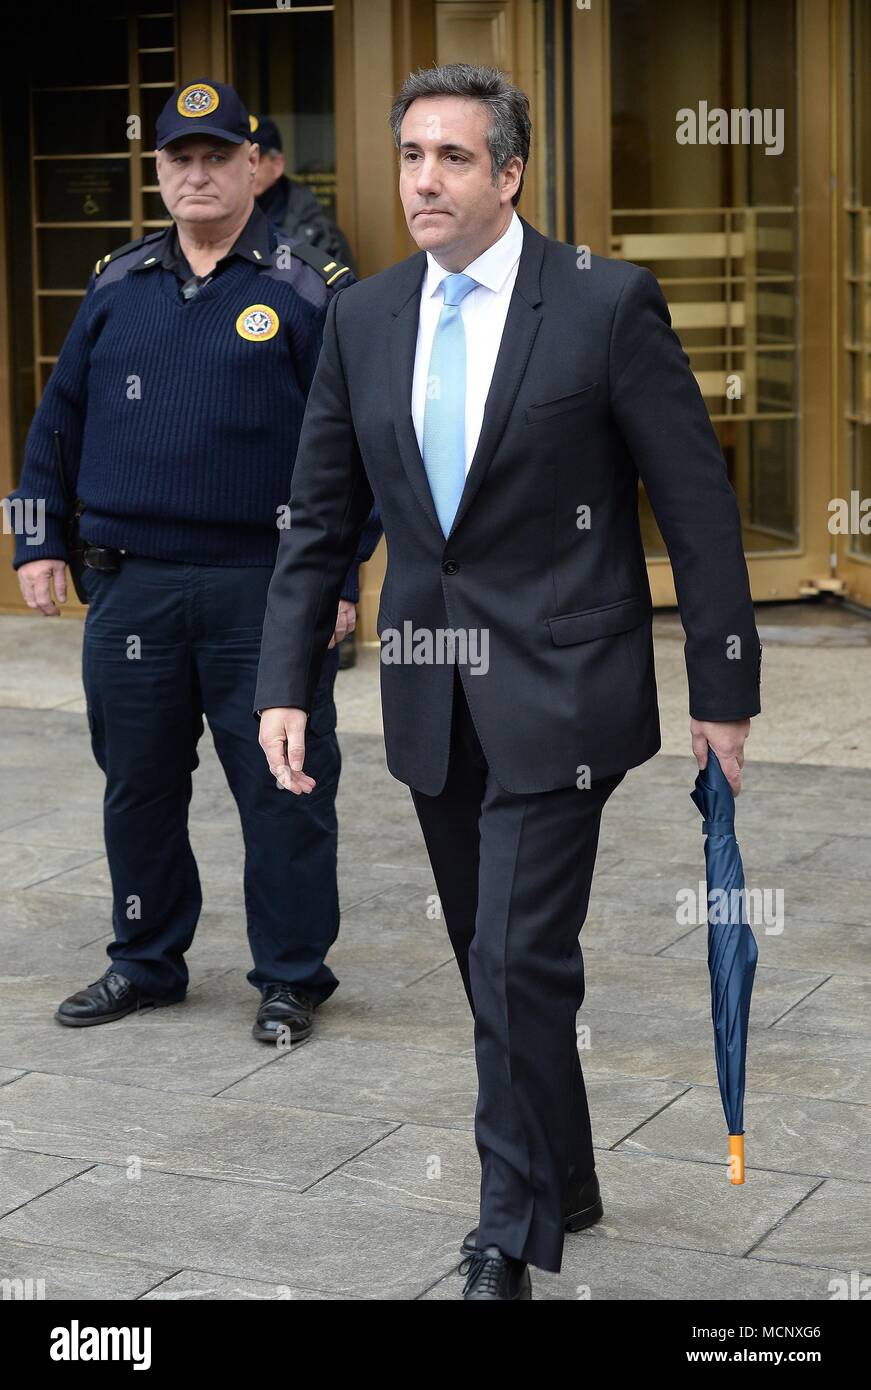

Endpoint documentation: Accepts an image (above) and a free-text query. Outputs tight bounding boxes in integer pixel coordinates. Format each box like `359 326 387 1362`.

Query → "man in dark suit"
254 64 762 1299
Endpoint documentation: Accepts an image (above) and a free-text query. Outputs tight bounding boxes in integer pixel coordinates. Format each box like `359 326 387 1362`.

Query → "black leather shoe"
459 1245 531 1300
460 1169 603 1256
253 984 315 1044
55 970 183 1027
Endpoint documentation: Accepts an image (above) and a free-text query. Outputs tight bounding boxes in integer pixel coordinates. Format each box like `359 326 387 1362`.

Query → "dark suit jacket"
254 215 762 795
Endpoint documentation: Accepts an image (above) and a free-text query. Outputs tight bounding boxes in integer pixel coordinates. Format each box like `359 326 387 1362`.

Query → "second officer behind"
9 80 380 1042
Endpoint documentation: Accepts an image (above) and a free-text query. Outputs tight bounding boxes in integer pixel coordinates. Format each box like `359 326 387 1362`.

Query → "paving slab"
0 1236 171 1300
1 888 117 952
663 920 871 977
751 1178 871 1270
794 835 871 882
580 1008 871 1105
421 1237 859 1300
0 1148 93 1219
0 1071 396 1190
0 842 105 894
771 975 871 1037
310 1145 820 1259
0 975 285 1095
140 1269 351 1300
221 1037 480 1127
619 1086 871 1184
574 950 827 1026
0 1164 471 1300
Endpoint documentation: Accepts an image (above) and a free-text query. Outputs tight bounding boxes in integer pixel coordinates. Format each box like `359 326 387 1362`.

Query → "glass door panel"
1 1 179 610
600 0 833 605
230 4 337 223
610 0 799 568
839 0 871 605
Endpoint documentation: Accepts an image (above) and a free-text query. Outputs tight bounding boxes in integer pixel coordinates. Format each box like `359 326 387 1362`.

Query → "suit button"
442 560 459 575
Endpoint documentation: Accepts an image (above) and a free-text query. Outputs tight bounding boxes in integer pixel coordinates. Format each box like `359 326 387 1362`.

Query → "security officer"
8 80 381 1042
251 114 357 275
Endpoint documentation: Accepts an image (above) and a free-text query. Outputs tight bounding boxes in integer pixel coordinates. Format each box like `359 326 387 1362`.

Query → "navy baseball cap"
156 80 252 150
249 115 282 152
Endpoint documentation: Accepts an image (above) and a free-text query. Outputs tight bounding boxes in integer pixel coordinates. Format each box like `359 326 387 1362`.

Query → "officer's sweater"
8 222 380 600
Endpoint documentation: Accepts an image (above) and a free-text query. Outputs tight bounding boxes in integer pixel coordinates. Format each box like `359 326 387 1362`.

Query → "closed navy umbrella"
690 748 758 1183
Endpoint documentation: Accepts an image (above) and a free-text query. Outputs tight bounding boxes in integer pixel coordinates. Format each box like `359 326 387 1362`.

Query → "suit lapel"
388 256 443 536
388 217 546 541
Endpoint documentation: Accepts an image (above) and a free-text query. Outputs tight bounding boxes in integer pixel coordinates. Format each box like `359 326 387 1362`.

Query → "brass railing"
610 206 797 424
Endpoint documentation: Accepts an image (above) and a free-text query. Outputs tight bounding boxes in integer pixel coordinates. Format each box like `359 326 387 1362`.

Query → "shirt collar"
225 202 273 266
132 203 273 277
422 210 523 301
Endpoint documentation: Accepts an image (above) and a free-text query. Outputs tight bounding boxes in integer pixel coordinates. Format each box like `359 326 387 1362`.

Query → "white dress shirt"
411 211 524 476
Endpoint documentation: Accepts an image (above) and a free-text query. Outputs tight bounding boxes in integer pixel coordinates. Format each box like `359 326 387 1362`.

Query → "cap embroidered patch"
177 83 220 118
235 305 279 341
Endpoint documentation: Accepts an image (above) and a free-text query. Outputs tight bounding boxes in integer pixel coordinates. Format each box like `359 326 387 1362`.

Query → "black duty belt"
82 543 125 571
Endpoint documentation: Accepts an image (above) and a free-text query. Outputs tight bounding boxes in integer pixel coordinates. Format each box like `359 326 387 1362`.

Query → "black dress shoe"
253 983 315 1044
55 970 183 1027
459 1245 531 1300
460 1169 603 1256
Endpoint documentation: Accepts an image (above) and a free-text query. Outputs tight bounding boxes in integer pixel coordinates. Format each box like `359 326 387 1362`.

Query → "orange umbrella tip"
728 1134 745 1184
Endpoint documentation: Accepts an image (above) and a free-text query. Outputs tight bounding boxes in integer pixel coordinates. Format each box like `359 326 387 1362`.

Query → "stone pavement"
0 601 869 1301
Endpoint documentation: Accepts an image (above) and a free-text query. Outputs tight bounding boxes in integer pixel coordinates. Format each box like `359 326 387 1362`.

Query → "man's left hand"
328 599 357 649
690 718 751 796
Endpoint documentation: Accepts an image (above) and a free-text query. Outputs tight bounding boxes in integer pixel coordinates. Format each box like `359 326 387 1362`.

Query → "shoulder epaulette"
94 228 166 277
289 241 353 288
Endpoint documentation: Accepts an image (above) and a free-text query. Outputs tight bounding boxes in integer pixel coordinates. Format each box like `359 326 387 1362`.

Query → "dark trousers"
81 555 342 1003
410 669 624 1273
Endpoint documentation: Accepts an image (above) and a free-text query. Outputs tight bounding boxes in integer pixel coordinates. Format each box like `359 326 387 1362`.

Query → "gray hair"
388 63 530 206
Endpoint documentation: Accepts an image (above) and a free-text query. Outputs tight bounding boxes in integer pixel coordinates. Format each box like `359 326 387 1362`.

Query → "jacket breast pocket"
525 381 599 426
546 595 649 645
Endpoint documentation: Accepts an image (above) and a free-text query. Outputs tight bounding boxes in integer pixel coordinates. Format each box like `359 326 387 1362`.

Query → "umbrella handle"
728 1134 745 1184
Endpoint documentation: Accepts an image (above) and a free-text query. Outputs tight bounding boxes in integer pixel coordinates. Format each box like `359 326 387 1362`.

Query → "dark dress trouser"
410 667 624 1273
81 554 342 1004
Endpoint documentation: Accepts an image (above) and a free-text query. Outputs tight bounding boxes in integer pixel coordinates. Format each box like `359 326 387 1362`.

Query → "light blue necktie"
422 272 479 537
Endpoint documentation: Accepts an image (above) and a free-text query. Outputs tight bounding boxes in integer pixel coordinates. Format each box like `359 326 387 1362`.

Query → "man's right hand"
258 707 316 794
18 558 67 616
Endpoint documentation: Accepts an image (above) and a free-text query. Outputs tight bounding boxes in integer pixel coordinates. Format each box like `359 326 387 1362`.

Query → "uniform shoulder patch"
286 240 352 288
94 228 166 277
